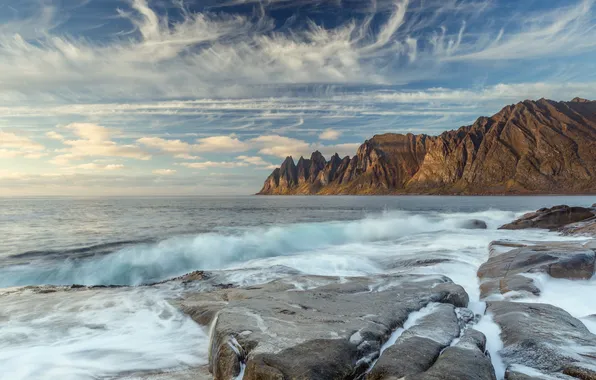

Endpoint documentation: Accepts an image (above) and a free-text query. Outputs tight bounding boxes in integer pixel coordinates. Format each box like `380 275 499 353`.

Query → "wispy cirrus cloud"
1 0 596 195
445 0 596 61
0 0 594 107
0 0 495 104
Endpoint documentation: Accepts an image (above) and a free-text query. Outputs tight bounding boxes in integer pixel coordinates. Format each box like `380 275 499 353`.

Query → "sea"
1 195 595 380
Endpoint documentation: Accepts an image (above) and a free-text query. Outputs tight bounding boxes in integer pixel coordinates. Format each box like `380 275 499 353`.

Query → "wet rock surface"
460 219 489 229
478 241 596 298
406 329 496 380
180 274 483 380
500 205 596 233
366 303 462 380
166 205 596 380
488 301 596 378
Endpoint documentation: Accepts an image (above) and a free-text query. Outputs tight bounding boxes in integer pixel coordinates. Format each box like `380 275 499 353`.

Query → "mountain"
257 98 596 195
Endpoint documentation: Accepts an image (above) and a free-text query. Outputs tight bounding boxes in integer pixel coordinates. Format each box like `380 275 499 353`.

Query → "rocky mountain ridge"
258 97 596 195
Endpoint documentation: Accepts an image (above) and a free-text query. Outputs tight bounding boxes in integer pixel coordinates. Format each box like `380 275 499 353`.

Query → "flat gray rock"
180 274 470 380
404 329 496 380
478 241 596 298
366 303 462 380
487 301 596 376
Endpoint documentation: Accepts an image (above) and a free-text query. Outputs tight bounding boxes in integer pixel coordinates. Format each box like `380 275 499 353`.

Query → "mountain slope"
257 98 596 195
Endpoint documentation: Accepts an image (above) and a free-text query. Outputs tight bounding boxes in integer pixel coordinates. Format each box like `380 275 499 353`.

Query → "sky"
0 0 595 196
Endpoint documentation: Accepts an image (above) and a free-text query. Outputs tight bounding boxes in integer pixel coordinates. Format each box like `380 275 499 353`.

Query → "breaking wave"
0 210 519 287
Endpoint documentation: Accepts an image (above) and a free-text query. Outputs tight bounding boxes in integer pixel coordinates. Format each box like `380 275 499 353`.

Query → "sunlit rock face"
258 98 596 195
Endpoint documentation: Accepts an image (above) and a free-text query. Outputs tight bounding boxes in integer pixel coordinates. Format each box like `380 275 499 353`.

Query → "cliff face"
257 98 596 195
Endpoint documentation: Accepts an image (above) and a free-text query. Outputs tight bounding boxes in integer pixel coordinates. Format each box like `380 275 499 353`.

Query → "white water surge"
0 208 590 380
0 287 209 380
0 210 523 287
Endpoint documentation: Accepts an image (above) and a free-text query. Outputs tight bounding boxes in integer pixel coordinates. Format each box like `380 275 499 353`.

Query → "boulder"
460 219 488 229
480 275 542 299
563 364 596 379
487 301 596 376
404 329 496 380
180 274 470 380
366 303 461 380
504 366 568 379
499 205 595 231
478 241 596 298
560 217 596 237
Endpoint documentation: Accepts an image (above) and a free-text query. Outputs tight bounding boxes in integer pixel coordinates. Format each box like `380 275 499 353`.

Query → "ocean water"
1 195 595 380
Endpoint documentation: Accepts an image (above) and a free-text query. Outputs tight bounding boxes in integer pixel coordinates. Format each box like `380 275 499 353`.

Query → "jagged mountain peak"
570 97 592 103
258 98 596 195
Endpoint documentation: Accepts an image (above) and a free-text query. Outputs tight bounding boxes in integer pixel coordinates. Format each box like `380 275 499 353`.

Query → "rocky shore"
10 204 596 380
163 204 596 380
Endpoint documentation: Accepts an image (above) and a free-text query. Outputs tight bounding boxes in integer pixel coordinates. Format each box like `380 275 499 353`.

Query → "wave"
7 239 156 261
0 209 520 287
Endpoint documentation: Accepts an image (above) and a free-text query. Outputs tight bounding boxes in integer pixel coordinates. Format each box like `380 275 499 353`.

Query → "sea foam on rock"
488 301 596 377
179 274 493 380
478 241 595 299
480 205 596 379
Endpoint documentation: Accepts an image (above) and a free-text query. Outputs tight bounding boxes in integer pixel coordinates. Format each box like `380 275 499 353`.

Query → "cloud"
445 0 596 61
319 129 342 140
138 134 248 157
0 149 45 159
249 134 360 159
0 131 46 159
2 0 596 196
354 83 596 104
0 131 44 151
194 135 249 152
179 161 249 169
46 131 65 141
0 170 27 180
175 154 202 160
51 123 151 165
178 155 279 170
0 0 594 108
0 4 61 40
153 169 177 175
237 155 276 168
320 143 361 158
69 163 125 171
138 137 198 155
250 135 312 158
0 0 449 104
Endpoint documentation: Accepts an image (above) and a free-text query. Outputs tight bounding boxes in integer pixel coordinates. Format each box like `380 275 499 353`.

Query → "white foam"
380 303 441 356
235 363 246 380
365 303 442 374
0 288 209 380
0 209 528 287
508 364 560 379
472 309 506 380
582 317 596 334
515 273 596 320
0 208 587 380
